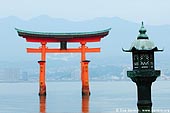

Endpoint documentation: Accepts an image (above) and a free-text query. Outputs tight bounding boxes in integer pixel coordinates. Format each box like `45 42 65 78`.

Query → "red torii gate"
15 28 110 96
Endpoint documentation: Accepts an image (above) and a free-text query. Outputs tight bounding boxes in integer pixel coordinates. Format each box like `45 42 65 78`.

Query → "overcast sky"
0 0 170 25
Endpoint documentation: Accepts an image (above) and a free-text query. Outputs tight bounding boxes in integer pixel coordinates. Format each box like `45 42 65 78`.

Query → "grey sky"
0 0 169 25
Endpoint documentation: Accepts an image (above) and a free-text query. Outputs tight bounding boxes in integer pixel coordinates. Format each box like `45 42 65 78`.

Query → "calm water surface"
0 81 169 113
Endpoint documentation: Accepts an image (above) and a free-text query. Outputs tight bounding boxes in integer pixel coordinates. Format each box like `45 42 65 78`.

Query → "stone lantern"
123 22 163 112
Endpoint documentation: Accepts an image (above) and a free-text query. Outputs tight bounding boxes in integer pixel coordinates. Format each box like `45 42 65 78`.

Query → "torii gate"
15 28 110 96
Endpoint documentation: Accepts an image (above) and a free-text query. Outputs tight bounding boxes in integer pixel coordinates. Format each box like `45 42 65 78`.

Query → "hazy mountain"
0 16 169 61
0 15 169 81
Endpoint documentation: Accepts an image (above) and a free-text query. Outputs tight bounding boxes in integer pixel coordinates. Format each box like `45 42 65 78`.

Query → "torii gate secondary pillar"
38 61 46 96
82 60 90 96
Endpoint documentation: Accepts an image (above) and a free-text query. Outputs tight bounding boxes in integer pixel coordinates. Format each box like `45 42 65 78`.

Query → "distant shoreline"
0 79 169 83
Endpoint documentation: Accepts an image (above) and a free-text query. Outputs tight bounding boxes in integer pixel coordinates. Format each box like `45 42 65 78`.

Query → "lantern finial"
142 21 144 26
137 22 148 39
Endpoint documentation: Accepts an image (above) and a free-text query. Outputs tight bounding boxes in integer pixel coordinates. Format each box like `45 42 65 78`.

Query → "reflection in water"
39 96 46 113
82 96 90 113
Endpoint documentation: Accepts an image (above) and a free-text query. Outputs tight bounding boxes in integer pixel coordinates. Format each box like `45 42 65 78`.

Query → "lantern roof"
130 39 155 51
123 22 163 52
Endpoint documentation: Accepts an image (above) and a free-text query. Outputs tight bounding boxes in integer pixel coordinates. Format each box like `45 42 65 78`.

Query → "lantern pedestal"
127 70 160 112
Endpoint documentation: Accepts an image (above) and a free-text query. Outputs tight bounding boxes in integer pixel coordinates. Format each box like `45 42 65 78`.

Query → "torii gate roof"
15 28 111 42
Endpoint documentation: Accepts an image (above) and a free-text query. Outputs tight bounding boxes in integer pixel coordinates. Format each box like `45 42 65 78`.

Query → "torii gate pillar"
38 42 47 96
80 42 90 96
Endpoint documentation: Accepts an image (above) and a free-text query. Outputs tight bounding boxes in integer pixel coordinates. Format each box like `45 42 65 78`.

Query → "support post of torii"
38 42 47 96
81 42 90 95
82 60 90 96
38 61 46 96
15 28 111 96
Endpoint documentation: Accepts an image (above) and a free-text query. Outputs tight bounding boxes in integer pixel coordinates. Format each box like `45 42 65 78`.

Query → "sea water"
0 81 169 113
